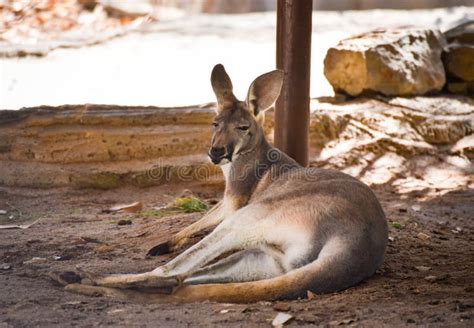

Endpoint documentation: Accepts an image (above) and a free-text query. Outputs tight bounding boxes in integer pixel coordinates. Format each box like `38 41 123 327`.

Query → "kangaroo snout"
208 146 231 164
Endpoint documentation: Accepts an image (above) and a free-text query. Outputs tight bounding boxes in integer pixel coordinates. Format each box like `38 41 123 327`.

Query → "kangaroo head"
208 64 284 165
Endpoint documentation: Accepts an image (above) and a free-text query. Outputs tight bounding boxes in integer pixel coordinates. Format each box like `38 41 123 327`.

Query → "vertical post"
275 0 312 166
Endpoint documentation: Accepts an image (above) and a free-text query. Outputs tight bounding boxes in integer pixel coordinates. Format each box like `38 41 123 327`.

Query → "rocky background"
0 3 473 327
1 10 472 189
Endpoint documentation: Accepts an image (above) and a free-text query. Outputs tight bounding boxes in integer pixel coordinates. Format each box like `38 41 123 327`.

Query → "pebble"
0 263 11 270
0 210 7 215
425 275 438 282
417 232 431 241
415 266 431 272
273 302 291 312
117 219 132 226
107 309 126 315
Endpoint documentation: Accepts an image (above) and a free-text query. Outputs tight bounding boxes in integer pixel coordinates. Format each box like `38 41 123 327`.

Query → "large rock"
443 45 474 82
324 28 447 96
443 21 474 85
444 21 474 45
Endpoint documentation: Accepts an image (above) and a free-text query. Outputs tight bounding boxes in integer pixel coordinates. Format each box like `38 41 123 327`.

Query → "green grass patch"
390 221 403 229
136 197 208 219
174 197 208 213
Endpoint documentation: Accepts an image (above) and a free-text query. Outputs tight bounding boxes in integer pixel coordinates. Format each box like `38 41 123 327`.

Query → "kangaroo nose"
210 147 226 159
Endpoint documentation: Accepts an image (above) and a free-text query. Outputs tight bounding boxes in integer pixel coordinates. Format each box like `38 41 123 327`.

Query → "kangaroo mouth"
208 153 232 165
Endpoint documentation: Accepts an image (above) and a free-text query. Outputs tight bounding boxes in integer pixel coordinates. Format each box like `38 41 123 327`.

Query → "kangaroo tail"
65 258 327 304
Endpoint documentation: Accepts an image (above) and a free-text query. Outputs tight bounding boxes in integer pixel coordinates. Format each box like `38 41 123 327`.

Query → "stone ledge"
1 95 472 188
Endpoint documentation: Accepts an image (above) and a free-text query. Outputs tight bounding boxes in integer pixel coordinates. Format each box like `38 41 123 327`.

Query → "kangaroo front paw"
146 241 173 257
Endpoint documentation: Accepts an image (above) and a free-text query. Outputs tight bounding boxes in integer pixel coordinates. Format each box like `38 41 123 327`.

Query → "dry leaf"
307 290 316 300
94 244 115 253
272 312 293 327
0 219 40 230
417 232 431 241
104 201 143 213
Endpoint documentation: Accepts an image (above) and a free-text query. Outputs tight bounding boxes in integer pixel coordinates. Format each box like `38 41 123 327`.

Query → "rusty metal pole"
275 0 312 166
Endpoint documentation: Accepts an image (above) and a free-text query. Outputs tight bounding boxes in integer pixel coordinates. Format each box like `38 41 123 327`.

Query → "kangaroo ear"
211 64 237 113
246 70 284 117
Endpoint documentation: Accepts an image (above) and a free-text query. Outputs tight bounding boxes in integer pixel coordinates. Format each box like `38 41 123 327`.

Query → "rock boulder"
324 28 446 96
443 21 474 91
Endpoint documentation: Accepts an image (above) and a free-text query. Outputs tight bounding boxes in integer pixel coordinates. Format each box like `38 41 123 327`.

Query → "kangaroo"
61 64 388 303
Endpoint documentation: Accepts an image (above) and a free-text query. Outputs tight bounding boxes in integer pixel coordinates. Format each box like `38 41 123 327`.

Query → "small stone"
417 232 431 241
388 236 395 242
425 275 438 282
0 263 11 270
117 219 132 226
53 255 71 261
107 309 126 315
415 266 431 272
411 205 422 212
273 302 291 312
0 210 7 215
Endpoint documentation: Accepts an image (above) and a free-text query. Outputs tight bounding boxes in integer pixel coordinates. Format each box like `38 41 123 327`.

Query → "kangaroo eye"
237 126 250 131
212 122 219 127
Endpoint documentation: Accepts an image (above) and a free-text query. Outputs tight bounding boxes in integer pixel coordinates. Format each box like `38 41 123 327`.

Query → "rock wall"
1 96 472 188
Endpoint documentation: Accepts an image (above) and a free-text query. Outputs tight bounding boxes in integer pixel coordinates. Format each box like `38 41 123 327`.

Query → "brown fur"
60 64 388 304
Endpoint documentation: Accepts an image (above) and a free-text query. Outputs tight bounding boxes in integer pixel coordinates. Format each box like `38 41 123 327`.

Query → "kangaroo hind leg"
183 247 286 285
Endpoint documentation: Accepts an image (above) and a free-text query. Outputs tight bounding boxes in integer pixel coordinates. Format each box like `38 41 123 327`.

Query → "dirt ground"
0 175 473 327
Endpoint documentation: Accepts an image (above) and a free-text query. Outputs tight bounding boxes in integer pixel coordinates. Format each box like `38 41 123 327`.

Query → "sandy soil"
0 174 473 327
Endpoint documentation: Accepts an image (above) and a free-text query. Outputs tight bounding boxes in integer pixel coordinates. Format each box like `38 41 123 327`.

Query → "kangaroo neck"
223 136 297 200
